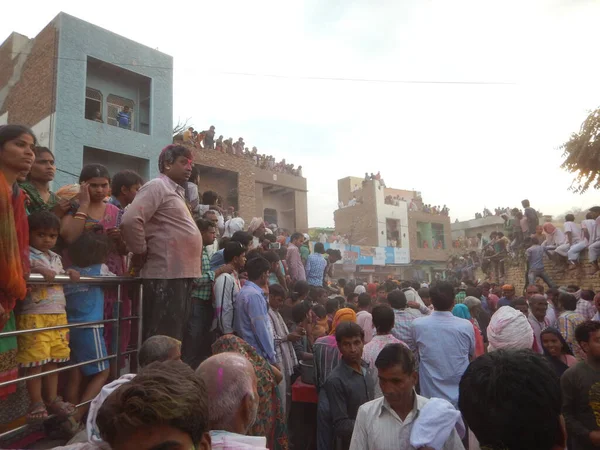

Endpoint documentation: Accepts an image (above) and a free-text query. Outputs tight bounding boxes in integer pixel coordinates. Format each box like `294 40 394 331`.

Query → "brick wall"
0 34 16 93
334 203 379 246
0 23 58 126
490 250 600 294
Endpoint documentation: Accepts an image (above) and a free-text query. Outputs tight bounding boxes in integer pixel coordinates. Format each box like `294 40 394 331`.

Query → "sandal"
27 401 49 423
61 416 83 437
47 396 76 418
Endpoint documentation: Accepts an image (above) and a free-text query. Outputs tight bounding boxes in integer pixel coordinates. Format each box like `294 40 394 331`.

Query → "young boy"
16 211 79 422
562 321 600 449
108 170 144 211
526 237 556 289
213 241 246 335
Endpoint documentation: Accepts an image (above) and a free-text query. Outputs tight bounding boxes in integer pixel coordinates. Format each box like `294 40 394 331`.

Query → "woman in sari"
0 125 36 399
212 334 288 450
541 327 577 377
452 303 484 357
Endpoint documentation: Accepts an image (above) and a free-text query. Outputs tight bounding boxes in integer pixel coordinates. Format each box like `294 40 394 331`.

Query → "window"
264 208 278 226
386 218 401 247
85 88 103 122
107 94 135 130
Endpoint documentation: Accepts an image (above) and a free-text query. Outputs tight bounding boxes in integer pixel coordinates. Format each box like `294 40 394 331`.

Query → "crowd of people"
4 123 600 450
179 125 303 176
474 206 512 219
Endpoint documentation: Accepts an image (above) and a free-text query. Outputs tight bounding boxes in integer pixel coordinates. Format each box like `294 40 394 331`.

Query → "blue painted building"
0 12 173 186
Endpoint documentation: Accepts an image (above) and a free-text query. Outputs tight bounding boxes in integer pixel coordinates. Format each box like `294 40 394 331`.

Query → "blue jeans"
317 389 333 450
528 269 556 288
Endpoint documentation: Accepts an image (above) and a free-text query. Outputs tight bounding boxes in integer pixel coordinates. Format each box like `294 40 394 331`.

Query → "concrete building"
451 216 505 241
191 147 308 232
0 13 173 186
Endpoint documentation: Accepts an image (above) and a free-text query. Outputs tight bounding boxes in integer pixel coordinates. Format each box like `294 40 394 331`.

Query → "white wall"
0 112 7 126
373 180 411 254
31 114 54 149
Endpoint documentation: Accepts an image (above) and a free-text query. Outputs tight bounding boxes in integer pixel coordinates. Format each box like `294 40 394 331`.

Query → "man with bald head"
196 352 267 449
528 294 550 353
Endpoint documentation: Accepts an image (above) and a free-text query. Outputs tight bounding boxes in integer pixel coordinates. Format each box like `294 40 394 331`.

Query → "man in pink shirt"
286 232 306 283
356 293 374 344
122 145 202 342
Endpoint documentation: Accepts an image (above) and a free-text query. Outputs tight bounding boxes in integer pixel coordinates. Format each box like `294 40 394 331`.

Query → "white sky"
3 0 600 227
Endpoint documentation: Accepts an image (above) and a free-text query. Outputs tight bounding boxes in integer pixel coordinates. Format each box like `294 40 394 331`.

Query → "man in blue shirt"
117 105 131 129
234 255 276 364
412 281 474 408
210 231 253 270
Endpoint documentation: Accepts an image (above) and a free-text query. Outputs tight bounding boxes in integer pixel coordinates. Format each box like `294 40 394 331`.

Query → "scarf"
452 304 471 320
329 308 357 335
0 173 28 312
268 309 298 377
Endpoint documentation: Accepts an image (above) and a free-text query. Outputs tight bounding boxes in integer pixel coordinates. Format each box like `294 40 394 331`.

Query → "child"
63 232 114 431
525 237 555 289
16 211 80 423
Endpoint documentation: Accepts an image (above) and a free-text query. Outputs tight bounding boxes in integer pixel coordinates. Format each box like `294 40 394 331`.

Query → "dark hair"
28 211 60 233
338 278 347 288
326 297 340 314
110 170 143 197
223 241 245 263
201 190 218 205
0 125 37 149
269 283 286 299
377 284 386 292
430 281 455 311
291 280 310 302
465 286 481 298
358 293 372 309
335 321 364 343
375 343 415 373
245 255 270 281
189 164 199 184
262 250 280 264
158 144 192 173
581 289 595 301
522 199 530 207
387 290 407 309
326 249 342 261
314 242 325 254
79 164 110 183
347 292 358 303
196 218 215 233
565 214 575 222
575 320 600 344
33 146 53 159
230 231 253 248
262 233 276 243
68 232 110 268
459 350 561 450
372 305 395 334
292 302 309 323
97 360 208 447
558 292 577 311
510 297 527 309
219 236 230 250
312 304 326 319
290 232 303 242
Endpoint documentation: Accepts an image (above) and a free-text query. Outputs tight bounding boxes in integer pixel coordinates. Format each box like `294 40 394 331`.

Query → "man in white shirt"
556 214 587 266
349 344 464 450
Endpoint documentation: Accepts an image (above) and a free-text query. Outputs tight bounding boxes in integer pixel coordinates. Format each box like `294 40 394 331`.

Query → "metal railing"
0 274 143 442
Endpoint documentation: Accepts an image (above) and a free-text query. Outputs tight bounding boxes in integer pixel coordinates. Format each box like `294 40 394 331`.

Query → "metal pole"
114 283 122 377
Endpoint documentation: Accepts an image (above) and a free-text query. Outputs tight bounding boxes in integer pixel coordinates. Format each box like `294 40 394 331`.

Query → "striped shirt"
313 335 341 390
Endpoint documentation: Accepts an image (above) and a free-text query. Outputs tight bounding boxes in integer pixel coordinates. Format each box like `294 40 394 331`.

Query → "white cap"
303 233 310 241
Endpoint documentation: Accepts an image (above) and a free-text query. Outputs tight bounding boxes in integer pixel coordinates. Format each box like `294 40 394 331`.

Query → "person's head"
69 232 110 268
292 302 310 325
262 250 280 273
326 297 340 315
202 210 218 228
158 144 193 184
29 147 55 184
525 285 540 300
326 249 342 264
558 292 577 312
521 199 530 208
230 231 253 250
28 211 61 253
377 285 387 301
357 293 372 312
546 287 559 306
502 284 515 300
338 278 347 289
111 170 144 206
480 282 491 297
201 190 219 206
576 321 600 361
290 232 303 247
487 306 534 351
430 281 455 311
79 164 111 203
0 124 36 179
314 242 325 254
459 350 564 450
330 307 357 335
196 218 217 247
581 289 595 301
590 206 600 219
565 213 575 223
96 360 210 450
312 287 328 305
375 343 417 408
311 304 326 320
123 105 130 113
387 289 407 310
452 303 471 320
510 297 528 315
372 304 395 335
138 335 182 367
417 287 431 306
346 292 359 306
248 217 266 238
529 295 548 322
268 284 286 310
245 255 270 284
463 296 482 315
224 241 247 271
541 327 572 359
197 353 258 435
335 322 364 365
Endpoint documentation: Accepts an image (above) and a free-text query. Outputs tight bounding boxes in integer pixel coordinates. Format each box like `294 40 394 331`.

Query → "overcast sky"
3 0 600 227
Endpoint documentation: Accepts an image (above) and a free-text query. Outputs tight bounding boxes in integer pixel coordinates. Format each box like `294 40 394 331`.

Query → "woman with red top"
0 125 36 398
